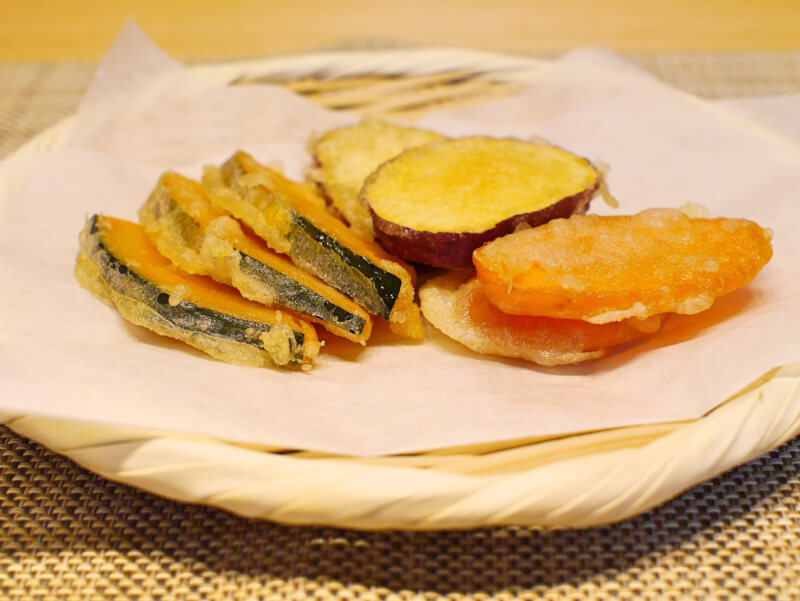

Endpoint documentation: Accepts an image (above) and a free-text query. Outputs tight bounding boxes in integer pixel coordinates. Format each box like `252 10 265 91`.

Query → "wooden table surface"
3 0 800 61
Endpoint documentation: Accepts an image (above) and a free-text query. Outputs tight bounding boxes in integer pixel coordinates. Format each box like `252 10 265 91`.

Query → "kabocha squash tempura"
206 151 423 340
139 172 373 344
75 215 320 369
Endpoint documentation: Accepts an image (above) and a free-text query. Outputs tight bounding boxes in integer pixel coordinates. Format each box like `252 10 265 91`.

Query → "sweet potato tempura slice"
420 272 665 366
473 208 773 324
361 136 599 269
308 119 445 238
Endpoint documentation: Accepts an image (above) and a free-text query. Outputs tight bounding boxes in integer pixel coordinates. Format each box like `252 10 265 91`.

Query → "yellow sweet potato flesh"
361 136 599 269
363 136 598 233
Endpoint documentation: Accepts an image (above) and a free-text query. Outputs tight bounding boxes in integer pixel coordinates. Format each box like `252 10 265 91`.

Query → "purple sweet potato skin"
369 183 598 269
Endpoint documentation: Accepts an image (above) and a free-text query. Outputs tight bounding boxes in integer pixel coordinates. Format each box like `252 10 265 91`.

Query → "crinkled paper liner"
4 49 799 530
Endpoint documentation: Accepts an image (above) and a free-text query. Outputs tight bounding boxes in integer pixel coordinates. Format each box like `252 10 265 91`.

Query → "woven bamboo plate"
3 49 800 531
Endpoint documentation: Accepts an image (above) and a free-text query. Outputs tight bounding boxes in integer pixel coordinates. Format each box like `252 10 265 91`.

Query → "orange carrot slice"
473 208 773 323
419 272 665 366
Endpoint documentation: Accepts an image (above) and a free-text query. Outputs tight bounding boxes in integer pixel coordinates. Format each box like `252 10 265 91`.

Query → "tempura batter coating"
420 272 664 366
473 208 773 324
76 215 320 369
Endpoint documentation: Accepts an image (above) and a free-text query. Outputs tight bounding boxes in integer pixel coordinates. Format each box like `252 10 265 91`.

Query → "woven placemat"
2 427 799 600
2 52 800 600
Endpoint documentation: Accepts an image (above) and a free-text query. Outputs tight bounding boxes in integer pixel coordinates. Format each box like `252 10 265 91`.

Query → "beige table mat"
2 52 800 600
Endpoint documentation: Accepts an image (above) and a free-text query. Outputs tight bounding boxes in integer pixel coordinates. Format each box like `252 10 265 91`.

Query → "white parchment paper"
1 24 799 455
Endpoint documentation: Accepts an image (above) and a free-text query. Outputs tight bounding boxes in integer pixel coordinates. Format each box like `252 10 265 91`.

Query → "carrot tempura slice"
419 272 665 366
473 208 773 324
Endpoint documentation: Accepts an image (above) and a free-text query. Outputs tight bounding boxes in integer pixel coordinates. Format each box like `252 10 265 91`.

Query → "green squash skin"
144 192 369 338
237 250 367 336
287 215 402 319
81 216 307 365
221 159 402 320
